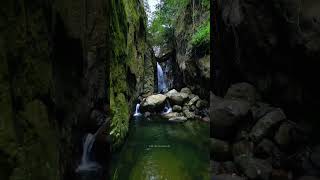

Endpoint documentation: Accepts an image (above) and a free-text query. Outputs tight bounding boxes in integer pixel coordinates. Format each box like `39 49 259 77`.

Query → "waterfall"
162 100 172 114
157 62 167 93
133 103 142 117
76 121 108 173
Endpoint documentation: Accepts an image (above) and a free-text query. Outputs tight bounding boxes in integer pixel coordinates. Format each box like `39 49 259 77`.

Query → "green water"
110 115 210 180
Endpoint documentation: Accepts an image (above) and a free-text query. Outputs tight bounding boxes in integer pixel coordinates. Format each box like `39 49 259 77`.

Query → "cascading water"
133 103 142 117
76 121 108 178
162 100 172 114
157 62 168 93
76 133 101 173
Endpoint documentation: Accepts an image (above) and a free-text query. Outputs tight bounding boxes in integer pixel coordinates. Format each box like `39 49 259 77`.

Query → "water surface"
110 116 210 180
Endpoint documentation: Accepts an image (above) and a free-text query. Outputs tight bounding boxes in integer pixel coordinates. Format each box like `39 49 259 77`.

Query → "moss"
110 93 129 149
108 0 150 148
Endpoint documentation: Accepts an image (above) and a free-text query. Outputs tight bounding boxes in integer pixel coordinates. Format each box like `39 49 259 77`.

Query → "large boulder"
211 99 251 139
235 155 272 180
274 121 297 150
187 95 200 106
172 105 182 112
225 82 258 104
232 140 254 157
165 89 189 105
140 94 167 112
250 108 286 142
180 87 192 95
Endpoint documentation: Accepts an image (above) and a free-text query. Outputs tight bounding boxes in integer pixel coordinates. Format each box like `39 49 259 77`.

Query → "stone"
211 99 250 139
162 112 181 119
202 116 210 122
251 102 275 121
180 87 192 95
232 140 254 157
165 89 189 105
250 108 286 142
188 93 196 99
274 121 295 149
255 139 282 168
225 82 258 104
144 112 151 117
183 109 195 119
190 105 196 111
187 95 200 106
168 116 187 123
235 155 272 180
140 94 167 112
196 99 208 108
210 138 232 161
172 105 182 112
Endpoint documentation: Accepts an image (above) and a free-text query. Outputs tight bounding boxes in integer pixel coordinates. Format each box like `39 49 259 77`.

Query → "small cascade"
133 103 142 117
76 134 101 173
157 62 168 93
162 100 172 114
76 121 108 173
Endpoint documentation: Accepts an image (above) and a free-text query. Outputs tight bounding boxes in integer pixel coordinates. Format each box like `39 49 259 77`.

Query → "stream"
110 115 210 180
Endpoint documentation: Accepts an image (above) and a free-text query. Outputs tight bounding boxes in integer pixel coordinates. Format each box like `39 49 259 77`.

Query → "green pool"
110 115 210 180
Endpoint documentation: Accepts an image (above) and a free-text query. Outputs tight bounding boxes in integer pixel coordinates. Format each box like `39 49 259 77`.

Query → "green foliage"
148 0 190 46
191 21 210 46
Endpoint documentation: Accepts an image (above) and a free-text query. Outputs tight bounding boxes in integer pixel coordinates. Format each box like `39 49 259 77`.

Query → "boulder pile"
211 83 320 180
140 87 209 123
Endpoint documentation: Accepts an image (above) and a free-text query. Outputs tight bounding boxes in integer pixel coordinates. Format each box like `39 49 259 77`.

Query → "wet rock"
140 94 167 112
165 89 189 105
210 138 232 161
196 99 208 109
255 139 282 168
162 112 181 119
168 116 187 123
189 93 196 99
225 82 258 104
183 109 195 119
250 108 286 143
187 95 200 106
172 105 182 112
202 116 210 122
251 102 275 121
212 174 247 180
274 122 295 149
232 140 254 157
180 87 192 95
144 112 151 117
235 155 272 180
211 99 250 139
190 105 196 111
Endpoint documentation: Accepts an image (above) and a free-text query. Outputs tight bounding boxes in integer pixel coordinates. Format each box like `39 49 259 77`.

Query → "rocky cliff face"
214 0 320 129
107 0 155 148
0 0 151 179
157 0 210 98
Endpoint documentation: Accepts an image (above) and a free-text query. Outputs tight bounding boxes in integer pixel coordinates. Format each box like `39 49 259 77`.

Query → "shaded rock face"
210 82 320 179
214 0 320 133
0 0 150 179
108 0 155 148
0 0 109 179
